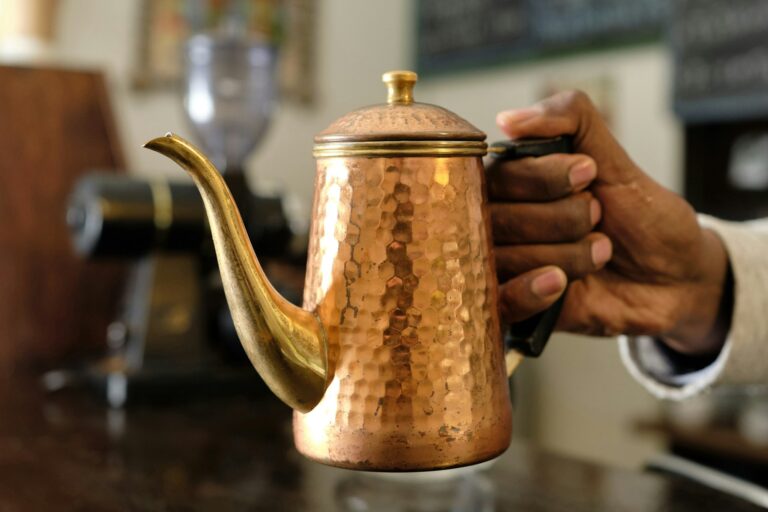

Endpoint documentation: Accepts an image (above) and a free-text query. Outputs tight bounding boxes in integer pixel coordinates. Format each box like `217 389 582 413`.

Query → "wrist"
663 228 732 356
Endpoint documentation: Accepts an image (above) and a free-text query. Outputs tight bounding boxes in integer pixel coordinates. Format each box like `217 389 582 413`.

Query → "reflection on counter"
336 469 495 512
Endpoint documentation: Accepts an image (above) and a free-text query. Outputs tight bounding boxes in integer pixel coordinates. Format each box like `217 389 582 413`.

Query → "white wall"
54 0 678 468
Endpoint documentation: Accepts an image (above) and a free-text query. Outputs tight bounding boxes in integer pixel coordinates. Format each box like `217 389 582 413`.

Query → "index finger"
487 153 596 202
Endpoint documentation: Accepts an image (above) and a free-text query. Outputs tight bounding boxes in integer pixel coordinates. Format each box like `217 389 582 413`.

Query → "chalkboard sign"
416 0 669 76
673 0 768 123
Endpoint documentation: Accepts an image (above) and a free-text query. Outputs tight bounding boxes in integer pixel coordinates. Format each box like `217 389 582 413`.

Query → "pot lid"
313 71 487 158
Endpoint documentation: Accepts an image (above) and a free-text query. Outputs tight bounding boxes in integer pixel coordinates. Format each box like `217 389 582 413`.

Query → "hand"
489 91 731 356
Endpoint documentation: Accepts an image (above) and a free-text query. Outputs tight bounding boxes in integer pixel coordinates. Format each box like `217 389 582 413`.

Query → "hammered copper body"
295 154 511 470
290 72 510 470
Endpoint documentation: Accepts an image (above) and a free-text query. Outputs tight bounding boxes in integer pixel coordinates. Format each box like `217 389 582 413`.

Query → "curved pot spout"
144 133 328 412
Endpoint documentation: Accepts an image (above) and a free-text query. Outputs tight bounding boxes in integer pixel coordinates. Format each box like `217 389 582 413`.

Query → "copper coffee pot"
144 71 569 471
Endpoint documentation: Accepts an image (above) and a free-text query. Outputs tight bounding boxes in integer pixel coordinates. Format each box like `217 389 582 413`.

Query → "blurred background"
2 0 767 487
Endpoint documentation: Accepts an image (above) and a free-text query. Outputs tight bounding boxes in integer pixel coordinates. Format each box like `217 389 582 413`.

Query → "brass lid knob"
383 70 417 105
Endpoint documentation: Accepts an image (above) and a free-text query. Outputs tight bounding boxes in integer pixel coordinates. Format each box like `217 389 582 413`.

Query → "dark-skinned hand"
488 91 730 356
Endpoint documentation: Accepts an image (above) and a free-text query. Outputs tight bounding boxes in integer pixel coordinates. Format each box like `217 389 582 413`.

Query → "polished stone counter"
0 374 762 511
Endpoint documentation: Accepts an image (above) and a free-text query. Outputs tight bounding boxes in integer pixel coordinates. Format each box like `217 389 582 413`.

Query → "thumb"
496 90 639 186
498 266 567 324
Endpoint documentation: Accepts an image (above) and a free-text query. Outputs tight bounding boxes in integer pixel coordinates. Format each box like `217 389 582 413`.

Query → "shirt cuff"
618 335 732 400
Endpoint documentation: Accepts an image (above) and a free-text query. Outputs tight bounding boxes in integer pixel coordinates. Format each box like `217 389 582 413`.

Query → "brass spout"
144 133 328 412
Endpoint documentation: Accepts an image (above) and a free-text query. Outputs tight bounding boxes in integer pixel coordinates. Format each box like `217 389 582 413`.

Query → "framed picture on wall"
132 0 315 104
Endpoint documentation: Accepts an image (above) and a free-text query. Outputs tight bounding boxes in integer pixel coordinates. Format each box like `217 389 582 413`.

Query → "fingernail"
531 269 566 298
569 159 596 190
590 199 601 225
591 237 612 266
496 108 539 129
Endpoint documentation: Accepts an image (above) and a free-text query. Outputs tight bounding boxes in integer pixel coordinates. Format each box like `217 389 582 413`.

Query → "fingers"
495 232 612 282
490 191 600 244
487 153 597 201
496 91 588 140
498 266 567 324
495 90 638 185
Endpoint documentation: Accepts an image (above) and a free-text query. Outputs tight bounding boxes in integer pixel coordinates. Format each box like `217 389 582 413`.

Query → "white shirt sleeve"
618 335 732 400
619 215 768 400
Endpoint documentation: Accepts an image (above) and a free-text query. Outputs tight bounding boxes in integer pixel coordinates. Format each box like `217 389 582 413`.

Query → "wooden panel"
0 65 126 369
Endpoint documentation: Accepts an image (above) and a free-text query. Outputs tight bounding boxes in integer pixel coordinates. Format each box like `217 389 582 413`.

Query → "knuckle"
563 89 593 111
509 182 529 199
540 155 572 196
514 154 572 200
554 240 594 280
574 238 598 277
490 210 519 242
487 177 503 199
571 192 595 234
493 245 511 263
543 177 564 199
489 161 531 199
498 280 534 322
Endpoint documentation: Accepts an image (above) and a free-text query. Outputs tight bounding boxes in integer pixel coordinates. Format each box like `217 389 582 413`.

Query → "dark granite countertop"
0 373 762 511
